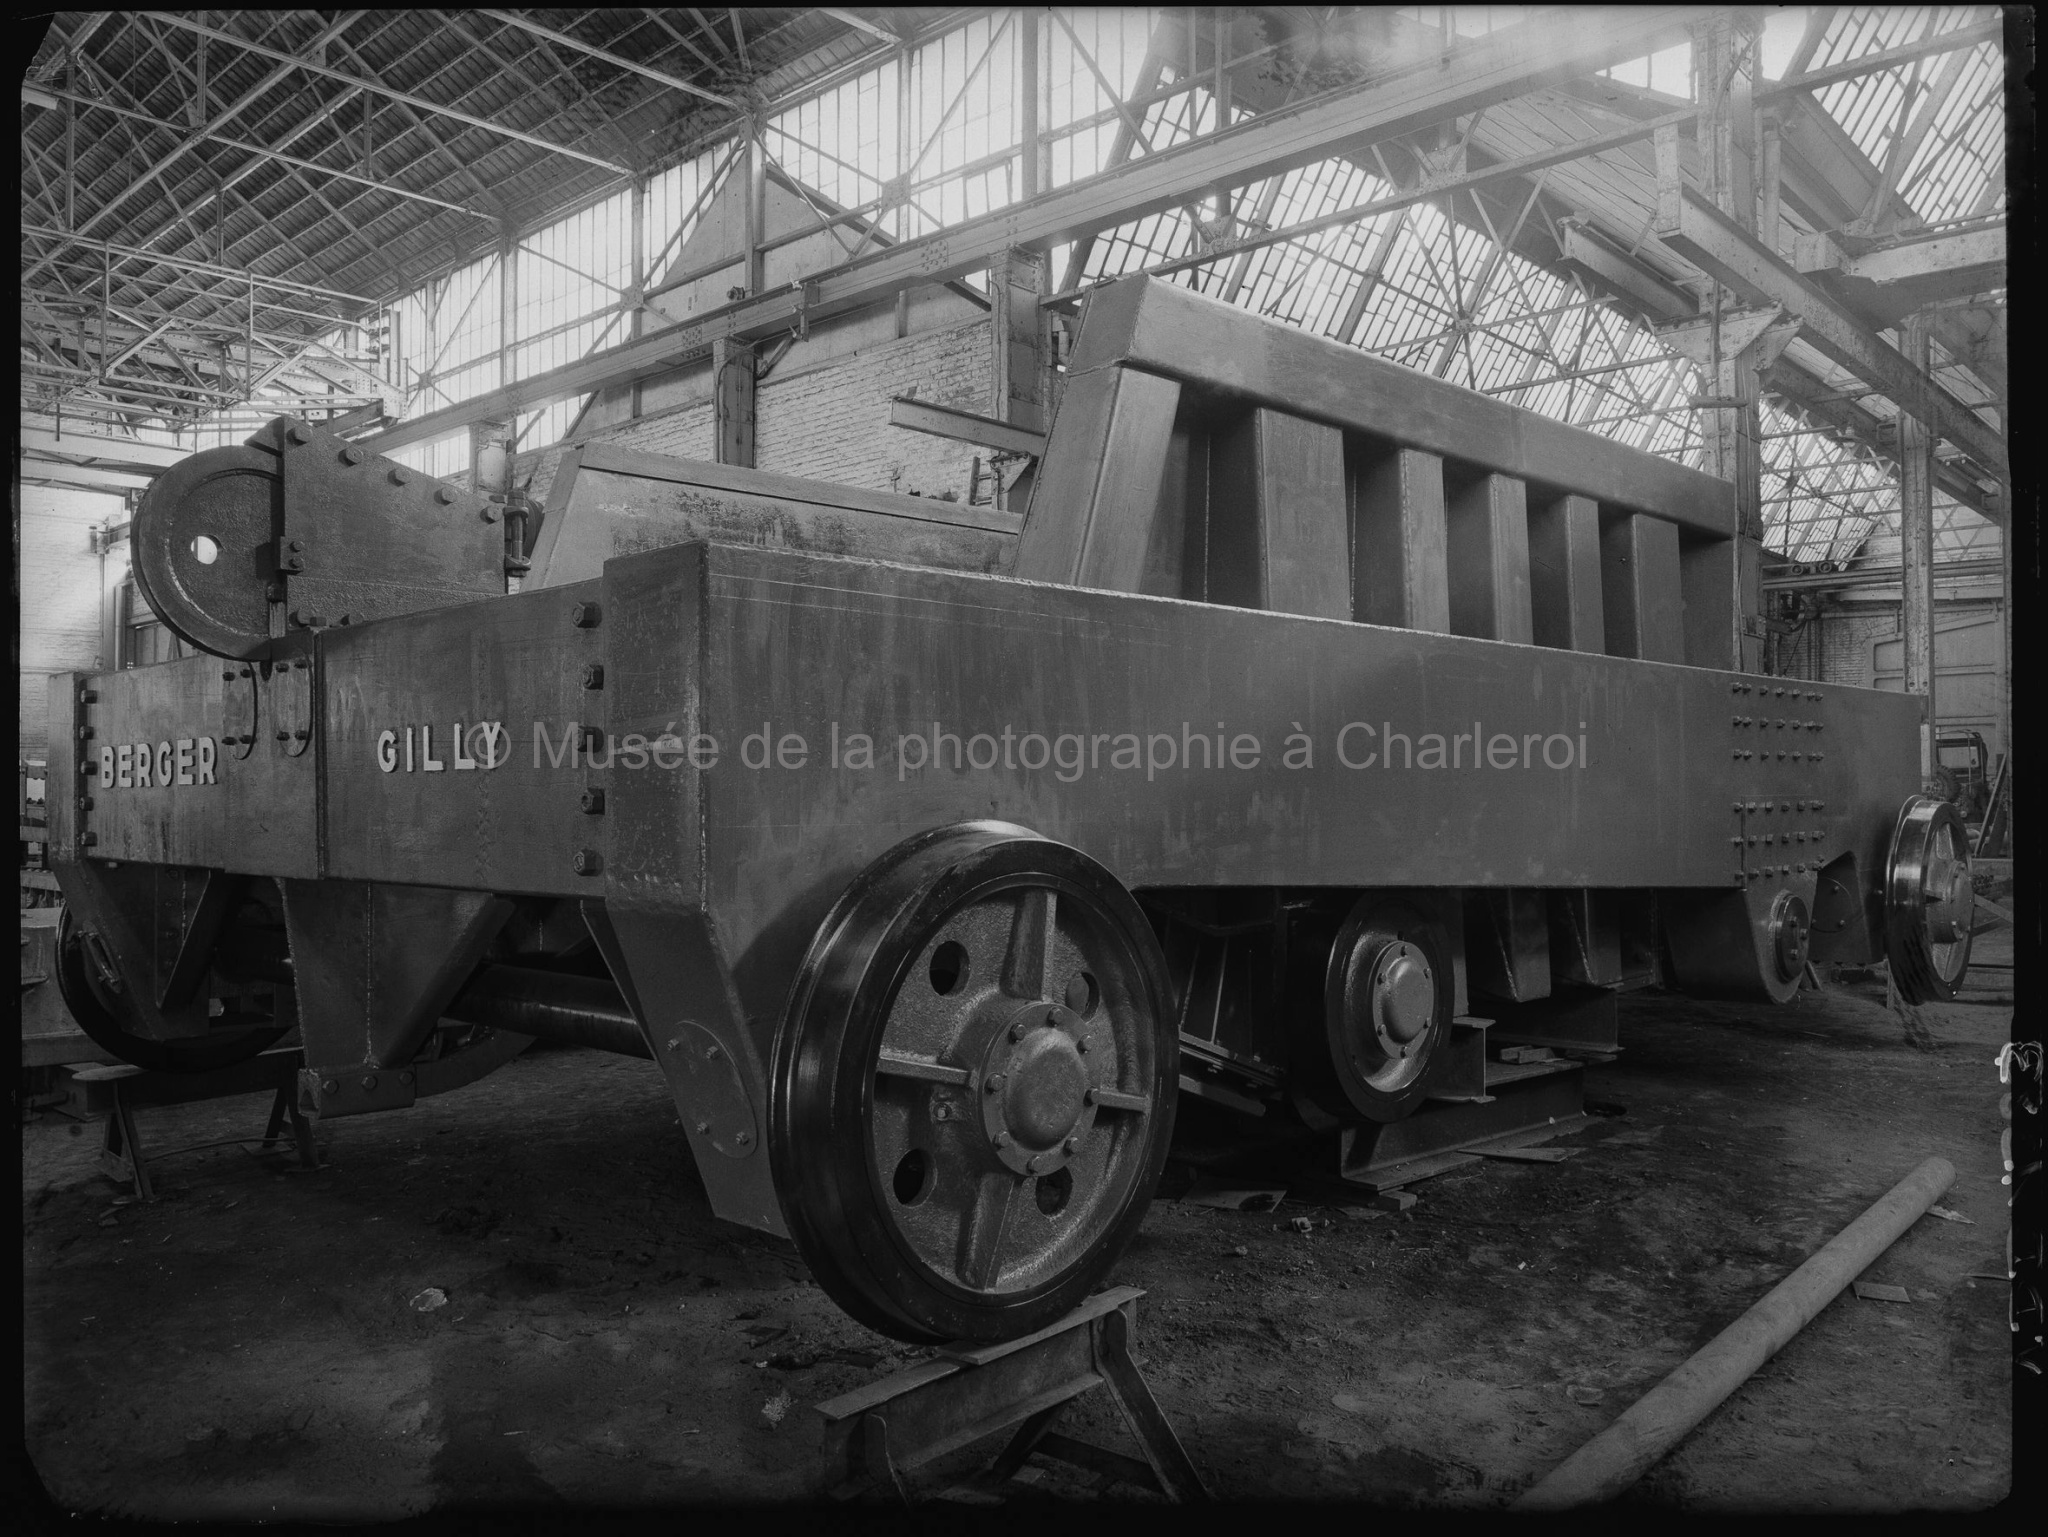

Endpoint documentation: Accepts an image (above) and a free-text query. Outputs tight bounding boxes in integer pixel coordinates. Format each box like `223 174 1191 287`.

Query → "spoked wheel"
770 822 1176 1343
1885 794 1974 1003
56 907 289 1073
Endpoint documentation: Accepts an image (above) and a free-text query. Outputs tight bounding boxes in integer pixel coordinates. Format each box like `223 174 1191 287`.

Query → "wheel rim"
1885 794 1974 1003
771 823 1175 1342
1319 897 1454 1122
56 907 288 1073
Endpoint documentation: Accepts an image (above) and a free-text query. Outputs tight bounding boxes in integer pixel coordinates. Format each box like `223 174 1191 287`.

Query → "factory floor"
23 932 2014 1515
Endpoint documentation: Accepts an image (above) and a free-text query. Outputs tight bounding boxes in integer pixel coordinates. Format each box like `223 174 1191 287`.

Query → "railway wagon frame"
48 276 1970 1342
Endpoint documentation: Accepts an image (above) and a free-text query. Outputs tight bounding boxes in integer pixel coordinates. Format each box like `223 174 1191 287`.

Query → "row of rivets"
1729 681 1823 700
284 421 492 519
1730 717 1824 730
1731 800 1827 813
573 601 605 874
1729 750 1825 762
1737 863 1812 881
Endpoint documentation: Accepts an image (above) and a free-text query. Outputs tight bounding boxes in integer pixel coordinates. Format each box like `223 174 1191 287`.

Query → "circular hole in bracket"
190 535 221 566
892 1148 934 1206
928 940 969 996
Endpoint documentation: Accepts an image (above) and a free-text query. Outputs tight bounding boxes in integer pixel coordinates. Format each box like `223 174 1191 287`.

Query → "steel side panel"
75 656 317 877
666 544 1919 970
1077 275 1737 537
1528 492 1604 654
538 459 1014 589
1013 364 1182 590
321 584 603 892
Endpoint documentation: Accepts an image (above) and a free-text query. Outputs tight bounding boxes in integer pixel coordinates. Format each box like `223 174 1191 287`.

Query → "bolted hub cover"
1923 852 1971 945
1770 891 1812 982
979 1002 1099 1175
1295 896 1456 1126
1370 941 1435 1048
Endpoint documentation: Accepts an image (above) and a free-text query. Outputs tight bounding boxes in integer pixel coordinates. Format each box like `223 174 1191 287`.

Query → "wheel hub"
1370 942 1435 1051
1771 892 1812 982
1300 899 1456 1126
979 1002 1097 1174
1924 853 1970 944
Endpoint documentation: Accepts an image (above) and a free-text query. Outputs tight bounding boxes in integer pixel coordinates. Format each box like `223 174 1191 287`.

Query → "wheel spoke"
1001 888 1058 1000
875 1050 972 1087
1087 1087 1151 1114
958 1170 1024 1289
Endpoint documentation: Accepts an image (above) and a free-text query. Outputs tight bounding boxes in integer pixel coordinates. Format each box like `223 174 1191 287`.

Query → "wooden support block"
1600 511 1685 662
1446 471 1534 642
1352 446 1451 632
1014 364 1183 592
1372 1189 1419 1212
1208 408 1350 619
1528 492 1605 652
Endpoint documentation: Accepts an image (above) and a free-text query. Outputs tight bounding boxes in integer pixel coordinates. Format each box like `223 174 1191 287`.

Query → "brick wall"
1773 594 2005 690
501 318 995 512
1815 608 1897 688
752 320 991 497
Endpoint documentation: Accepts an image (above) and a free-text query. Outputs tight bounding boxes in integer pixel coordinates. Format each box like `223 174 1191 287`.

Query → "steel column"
1900 311 1937 772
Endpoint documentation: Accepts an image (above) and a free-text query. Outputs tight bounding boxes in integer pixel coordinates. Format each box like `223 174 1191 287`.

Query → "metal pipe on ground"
442 966 651 1059
1512 1155 1957 1510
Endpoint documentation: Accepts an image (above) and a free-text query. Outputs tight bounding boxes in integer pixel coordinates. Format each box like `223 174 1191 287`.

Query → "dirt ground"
23 932 2014 1515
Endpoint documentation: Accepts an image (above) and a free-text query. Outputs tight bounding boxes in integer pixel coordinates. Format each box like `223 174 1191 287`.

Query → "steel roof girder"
1655 180 2006 485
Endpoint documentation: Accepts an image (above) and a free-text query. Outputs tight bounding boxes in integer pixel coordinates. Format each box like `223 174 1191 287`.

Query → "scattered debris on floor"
23 969 2013 1512
1182 1179 1286 1212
